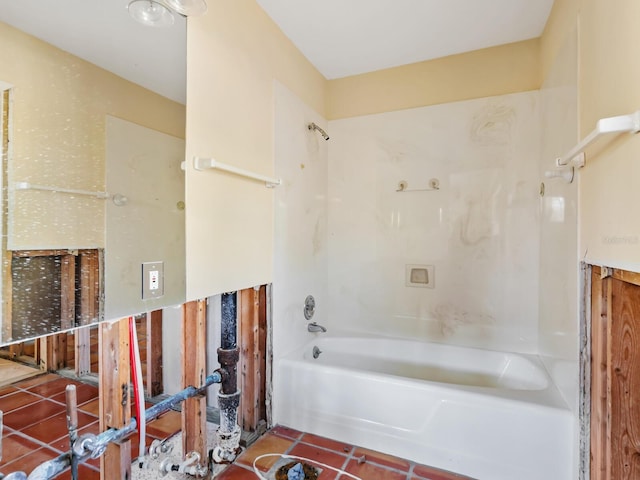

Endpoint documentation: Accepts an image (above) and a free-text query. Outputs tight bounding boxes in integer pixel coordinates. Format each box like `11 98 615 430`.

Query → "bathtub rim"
281 333 572 412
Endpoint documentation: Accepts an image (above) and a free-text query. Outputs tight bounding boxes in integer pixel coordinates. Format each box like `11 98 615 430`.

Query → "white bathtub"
274 336 573 480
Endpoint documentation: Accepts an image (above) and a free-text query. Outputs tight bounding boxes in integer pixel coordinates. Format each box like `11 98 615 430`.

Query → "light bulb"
164 0 207 16
128 0 175 27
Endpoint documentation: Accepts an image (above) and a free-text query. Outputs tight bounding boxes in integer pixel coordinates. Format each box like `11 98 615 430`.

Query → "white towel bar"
14 181 109 199
193 157 281 188
556 110 640 167
14 182 128 205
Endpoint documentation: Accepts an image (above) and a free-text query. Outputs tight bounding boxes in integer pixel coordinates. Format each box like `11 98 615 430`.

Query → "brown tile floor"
0 367 475 479
0 372 182 478
221 425 476 480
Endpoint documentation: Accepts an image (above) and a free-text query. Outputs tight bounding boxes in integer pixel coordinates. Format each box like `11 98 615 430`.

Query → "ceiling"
0 0 555 103
0 0 186 104
256 0 555 79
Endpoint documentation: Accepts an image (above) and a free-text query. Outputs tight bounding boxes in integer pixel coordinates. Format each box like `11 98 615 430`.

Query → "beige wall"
185 0 326 299
187 0 640 299
327 39 541 120
542 0 640 271
0 21 185 249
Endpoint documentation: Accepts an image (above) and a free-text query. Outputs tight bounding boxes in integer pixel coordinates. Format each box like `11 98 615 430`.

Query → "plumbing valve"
159 452 209 478
149 438 174 459
211 424 242 463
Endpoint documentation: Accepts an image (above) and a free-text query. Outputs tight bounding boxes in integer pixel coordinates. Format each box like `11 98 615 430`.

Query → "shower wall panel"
327 91 541 354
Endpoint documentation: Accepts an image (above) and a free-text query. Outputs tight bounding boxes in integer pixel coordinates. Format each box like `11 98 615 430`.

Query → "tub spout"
308 322 327 333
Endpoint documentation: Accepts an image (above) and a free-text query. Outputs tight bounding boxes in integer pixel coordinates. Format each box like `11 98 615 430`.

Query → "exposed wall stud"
182 300 207 463
99 319 131 480
146 310 163 397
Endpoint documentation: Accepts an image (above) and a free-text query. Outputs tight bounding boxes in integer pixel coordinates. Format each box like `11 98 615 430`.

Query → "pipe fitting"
2 473 28 480
149 438 174 459
75 433 106 459
217 347 240 395
159 452 208 478
211 425 242 463
217 347 239 366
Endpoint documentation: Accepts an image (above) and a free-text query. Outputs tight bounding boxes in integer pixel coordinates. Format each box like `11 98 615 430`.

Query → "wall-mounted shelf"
14 182 128 205
193 157 282 188
556 110 640 167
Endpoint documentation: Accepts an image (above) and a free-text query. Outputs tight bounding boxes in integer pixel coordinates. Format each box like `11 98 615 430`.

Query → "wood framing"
79 249 102 326
75 325 92 377
182 300 207 462
590 265 640 479
2 250 12 343
590 266 607 480
145 310 163 397
60 255 76 330
238 285 268 432
99 319 131 480
41 333 67 372
3 249 102 343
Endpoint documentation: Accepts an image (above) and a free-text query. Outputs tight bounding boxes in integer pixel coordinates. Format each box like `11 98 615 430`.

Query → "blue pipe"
25 371 222 480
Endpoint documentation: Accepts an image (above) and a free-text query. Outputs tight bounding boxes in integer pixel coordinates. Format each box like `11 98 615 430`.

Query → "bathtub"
274 336 573 480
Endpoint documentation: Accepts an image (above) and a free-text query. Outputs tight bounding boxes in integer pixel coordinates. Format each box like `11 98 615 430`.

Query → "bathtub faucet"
307 322 327 333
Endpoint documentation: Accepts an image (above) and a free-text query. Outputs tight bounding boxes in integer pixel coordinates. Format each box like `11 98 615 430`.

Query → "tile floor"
219 425 475 480
0 372 182 479
0 370 475 480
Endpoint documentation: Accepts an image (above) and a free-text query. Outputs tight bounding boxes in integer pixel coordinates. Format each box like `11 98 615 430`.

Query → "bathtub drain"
252 454 362 480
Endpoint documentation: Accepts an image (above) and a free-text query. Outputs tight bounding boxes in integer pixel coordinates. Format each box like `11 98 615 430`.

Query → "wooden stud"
60 254 76 331
80 250 101 326
2 250 12 343
102 438 131 480
238 286 268 432
590 268 607 480
181 300 207 462
145 310 163 397
75 325 91 377
42 333 67 372
609 277 640 478
99 319 131 480
239 288 257 430
8 342 22 359
612 268 640 288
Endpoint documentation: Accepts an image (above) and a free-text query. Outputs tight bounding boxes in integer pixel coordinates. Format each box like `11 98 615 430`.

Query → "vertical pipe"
213 291 241 463
221 292 237 350
64 386 78 480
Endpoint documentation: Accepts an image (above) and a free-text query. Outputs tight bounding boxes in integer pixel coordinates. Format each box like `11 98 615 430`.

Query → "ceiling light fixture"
164 0 207 16
128 0 207 27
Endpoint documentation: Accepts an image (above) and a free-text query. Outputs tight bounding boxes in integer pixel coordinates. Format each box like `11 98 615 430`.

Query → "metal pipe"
65 386 79 480
220 292 237 350
212 292 242 464
25 372 222 480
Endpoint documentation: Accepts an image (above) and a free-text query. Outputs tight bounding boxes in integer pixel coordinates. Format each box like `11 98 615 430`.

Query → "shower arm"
308 122 330 141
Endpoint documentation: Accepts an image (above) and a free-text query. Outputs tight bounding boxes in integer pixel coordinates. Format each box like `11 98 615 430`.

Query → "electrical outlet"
142 261 164 299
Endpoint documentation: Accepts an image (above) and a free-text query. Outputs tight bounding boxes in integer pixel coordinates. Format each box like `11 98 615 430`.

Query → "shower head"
308 122 330 141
